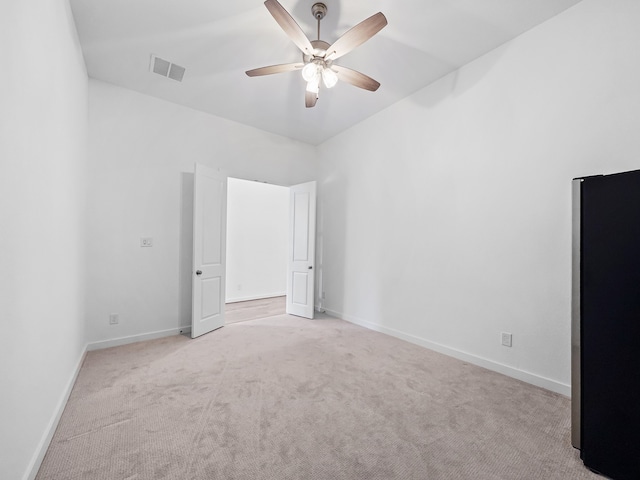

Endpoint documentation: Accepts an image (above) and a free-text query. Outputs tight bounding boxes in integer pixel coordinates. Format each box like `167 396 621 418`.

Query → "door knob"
308 266 313 270
196 270 202 275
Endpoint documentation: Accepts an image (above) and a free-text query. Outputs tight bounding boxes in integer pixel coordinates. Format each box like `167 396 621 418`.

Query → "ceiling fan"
246 0 387 108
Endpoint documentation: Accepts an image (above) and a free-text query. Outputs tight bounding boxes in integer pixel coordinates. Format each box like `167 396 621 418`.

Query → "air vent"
150 55 185 82
168 64 185 82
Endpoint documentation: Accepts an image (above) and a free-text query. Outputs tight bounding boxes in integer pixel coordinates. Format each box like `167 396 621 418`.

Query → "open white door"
192 164 227 338
286 181 316 319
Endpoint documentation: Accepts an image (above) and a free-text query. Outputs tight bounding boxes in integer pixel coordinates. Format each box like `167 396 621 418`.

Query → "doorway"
225 178 289 323
189 166 317 336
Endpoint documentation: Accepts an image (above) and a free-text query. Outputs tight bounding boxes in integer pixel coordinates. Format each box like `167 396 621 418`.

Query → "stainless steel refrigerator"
572 170 640 480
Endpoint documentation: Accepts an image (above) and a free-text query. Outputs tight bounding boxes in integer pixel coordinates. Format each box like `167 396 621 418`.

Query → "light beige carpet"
36 314 599 480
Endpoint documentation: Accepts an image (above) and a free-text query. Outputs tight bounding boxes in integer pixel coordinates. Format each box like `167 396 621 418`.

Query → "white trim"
25 346 88 480
87 326 191 351
225 293 286 304
323 308 571 397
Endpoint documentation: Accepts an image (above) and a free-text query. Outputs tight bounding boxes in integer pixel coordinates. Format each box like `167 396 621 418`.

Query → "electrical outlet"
321 291 326 299
501 332 512 347
140 237 153 247
109 313 119 325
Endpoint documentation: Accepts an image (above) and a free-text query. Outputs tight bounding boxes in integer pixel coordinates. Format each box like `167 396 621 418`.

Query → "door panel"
293 192 310 260
292 272 308 305
192 164 227 338
286 181 316 319
201 277 221 318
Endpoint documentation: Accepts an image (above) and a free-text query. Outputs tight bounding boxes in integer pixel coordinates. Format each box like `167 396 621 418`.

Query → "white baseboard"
323 308 570 397
87 326 191 351
25 345 88 480
226 293 286 304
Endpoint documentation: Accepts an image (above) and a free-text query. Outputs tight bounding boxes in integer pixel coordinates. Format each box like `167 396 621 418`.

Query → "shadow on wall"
408 39 508 110
178 172 194 328
318 172 348 316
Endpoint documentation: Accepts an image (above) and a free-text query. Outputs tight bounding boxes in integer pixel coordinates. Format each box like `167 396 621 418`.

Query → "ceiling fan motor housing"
303 40 331 64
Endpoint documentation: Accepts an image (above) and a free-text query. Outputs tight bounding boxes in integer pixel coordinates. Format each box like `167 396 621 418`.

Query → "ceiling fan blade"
264 0 313 55
305 90 318 108
325 12 387 61
332 65 380 91
246 63 303 77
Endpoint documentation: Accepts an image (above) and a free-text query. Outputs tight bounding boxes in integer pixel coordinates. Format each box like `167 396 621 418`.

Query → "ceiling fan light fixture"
302 62 319 82
321 67 338 88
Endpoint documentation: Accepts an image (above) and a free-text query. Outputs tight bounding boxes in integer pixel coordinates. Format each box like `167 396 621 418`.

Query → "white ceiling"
70 0 582 145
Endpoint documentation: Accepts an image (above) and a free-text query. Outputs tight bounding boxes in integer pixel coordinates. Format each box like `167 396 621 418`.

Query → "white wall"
0 1 88 479
226 178 289 303
86 80 316 346
317 0 640 395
